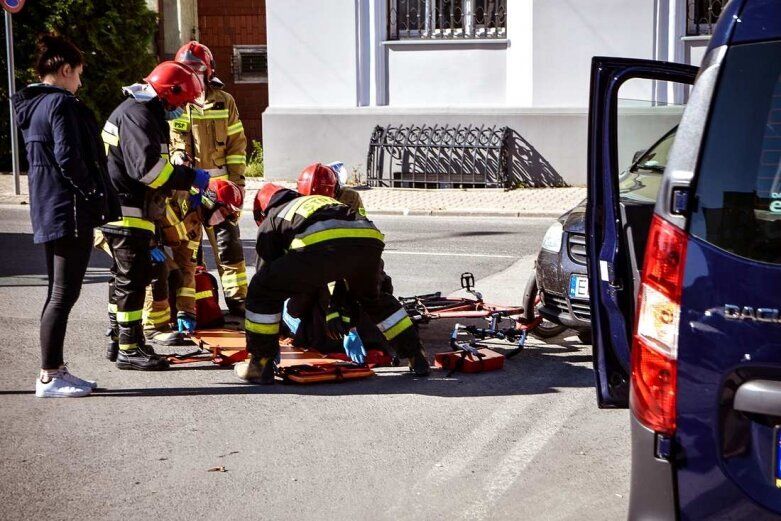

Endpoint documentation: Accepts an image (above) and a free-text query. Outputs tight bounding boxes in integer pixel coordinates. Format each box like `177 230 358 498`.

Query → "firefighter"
101 60 211 371
297 162 366 218
143 178 244 344
169 41 249 317
235 184 431 384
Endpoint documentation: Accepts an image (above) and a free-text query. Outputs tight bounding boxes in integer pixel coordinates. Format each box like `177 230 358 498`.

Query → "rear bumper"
628 413 678 520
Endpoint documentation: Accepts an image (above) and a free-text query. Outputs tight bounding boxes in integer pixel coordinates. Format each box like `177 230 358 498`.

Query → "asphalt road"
0 206 630 521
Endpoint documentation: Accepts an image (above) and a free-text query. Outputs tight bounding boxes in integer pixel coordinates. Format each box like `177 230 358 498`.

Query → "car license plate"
569 274 589 299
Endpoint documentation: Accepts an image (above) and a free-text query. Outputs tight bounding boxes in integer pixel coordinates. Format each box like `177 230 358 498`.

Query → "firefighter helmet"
144 61 204 109
253 183 286 225
297 163 337 197
204 178 243 218
175 41 215 80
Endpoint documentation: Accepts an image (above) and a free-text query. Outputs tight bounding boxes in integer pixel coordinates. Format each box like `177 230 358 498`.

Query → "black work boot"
116 344 170 371
408 344 431 377
105 329 119 362
234 355 275 384
227 300 246 318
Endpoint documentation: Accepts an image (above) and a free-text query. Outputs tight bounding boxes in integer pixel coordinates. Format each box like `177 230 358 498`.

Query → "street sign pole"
4 9 19 195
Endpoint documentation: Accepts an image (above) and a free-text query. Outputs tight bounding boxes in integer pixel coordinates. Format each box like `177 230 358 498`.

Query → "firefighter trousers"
104 232 153 351
204 220 247 309
245 243 418 360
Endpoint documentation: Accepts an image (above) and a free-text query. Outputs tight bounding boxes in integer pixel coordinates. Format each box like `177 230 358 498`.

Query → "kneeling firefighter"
143 178 244 345
234 184 430 384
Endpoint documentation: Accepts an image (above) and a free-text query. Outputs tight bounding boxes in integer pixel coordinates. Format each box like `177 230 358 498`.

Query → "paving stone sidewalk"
0 173 586 218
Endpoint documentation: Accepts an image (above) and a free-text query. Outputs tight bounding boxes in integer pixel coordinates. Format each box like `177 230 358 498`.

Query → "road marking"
383 250 517 259
461 391 588 519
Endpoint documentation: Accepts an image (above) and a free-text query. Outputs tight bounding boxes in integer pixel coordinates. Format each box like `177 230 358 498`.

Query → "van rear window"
689 40 781 264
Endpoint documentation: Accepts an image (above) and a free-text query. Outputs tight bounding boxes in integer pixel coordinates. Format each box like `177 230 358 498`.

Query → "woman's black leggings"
41 233 93 369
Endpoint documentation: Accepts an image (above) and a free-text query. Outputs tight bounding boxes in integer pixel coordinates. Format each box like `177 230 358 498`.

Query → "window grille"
232 45 268 83
687 0 723 36
388 0 506 40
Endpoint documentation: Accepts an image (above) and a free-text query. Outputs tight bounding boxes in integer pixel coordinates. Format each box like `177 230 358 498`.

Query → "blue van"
586 0 781 518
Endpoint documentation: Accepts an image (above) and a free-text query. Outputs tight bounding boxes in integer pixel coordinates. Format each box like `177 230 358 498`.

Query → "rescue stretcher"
166 329 380 384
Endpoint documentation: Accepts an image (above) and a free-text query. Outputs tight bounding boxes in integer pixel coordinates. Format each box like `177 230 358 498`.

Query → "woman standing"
12 34 120 397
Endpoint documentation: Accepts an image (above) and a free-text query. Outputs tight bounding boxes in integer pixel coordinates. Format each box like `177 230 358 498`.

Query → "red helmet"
175 41 215 80
253 183 286 225
297 163 337 197
144 61 204 110
204 179 243 220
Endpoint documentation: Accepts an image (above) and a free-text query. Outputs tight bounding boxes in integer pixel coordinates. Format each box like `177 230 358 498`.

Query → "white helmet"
327 161 349 187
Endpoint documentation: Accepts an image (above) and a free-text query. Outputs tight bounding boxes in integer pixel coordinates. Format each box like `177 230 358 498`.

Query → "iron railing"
687 0 724 36
388 0 507 40
367 124 510 188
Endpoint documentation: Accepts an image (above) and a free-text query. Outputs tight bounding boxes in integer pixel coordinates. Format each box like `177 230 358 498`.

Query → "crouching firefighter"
101 61 211 371
234 184 431 384
143 178 244 345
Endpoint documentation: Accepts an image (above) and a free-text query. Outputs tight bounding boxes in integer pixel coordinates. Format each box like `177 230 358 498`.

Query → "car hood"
560 198 587 233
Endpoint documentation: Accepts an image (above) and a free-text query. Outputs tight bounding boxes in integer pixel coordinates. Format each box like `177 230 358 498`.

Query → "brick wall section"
198 0 268 146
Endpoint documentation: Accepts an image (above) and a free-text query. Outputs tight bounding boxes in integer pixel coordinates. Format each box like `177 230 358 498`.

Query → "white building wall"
266 0 358 107
532 0 657 107
263 0 698 185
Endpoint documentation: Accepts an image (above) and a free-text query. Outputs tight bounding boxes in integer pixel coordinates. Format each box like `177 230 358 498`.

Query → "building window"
388 0 506 40
686 0 724 36
232 45 268 83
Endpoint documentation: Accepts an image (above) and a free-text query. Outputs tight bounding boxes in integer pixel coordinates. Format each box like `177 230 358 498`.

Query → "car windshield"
617 126 677 203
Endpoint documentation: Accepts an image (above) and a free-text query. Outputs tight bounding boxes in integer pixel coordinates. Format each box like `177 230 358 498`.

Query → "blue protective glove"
189 169 210 210
177 313 197 334
343 328 366 364
282 299 301 335
150 247 166 264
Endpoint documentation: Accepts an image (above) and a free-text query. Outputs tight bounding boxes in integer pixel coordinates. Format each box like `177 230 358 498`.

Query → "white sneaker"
59 365 98 389
35 374 92 398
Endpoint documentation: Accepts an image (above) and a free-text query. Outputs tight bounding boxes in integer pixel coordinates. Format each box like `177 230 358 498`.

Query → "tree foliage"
0 0 158 170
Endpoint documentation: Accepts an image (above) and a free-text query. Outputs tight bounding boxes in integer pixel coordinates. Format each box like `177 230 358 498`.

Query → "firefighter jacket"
169 86 247 188
336 186 366 218
101 97 196 237
255 191 384 272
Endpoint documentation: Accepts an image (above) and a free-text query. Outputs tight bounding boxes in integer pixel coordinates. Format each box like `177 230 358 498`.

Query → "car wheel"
522 271 568 339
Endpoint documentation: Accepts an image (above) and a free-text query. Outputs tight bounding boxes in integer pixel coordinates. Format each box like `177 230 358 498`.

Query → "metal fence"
367 124 510 188
687 0 724 36
388 0 507 40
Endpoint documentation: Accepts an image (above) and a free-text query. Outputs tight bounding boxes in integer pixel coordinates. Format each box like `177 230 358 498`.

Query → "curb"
366 209 561 218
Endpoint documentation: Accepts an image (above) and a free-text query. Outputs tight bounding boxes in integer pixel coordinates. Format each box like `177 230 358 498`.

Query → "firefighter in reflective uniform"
143 179 243 344
101 61 211 371
169 41 248 317
234 184 431 384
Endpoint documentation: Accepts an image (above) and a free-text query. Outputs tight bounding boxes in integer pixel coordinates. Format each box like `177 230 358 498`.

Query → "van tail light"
631 215 688 436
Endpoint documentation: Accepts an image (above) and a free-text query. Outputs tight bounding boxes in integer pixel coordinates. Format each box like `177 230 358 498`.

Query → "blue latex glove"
150 247 166 264
343 329 366 364
177 313 197 334
282 299 301 335
189 169 210 210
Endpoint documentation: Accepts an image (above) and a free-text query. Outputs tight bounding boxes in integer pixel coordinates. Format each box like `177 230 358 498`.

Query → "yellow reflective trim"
101 130 119 147
358 207 367 217
147 162 174 189
177 287 196 298
106 217 155 233
116 310 143 323
212 174 229 180
108 303 118 313
187 240 200 250
283 196 335 221
226 122 244 135
195 290 213 300
290 228 384 250
146 312 170 325
325 312 339 322
245 320 280 335
383 315 413 341
222 273 248 287
119 343 139 351
191 110 229 120
341 316 351 323
146 309 170 319
225 155 246 165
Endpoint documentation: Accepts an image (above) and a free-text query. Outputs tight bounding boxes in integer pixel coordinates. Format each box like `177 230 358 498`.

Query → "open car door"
586 58 697 408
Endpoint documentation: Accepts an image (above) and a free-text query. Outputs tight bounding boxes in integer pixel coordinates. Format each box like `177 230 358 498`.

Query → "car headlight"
540 222 564 253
